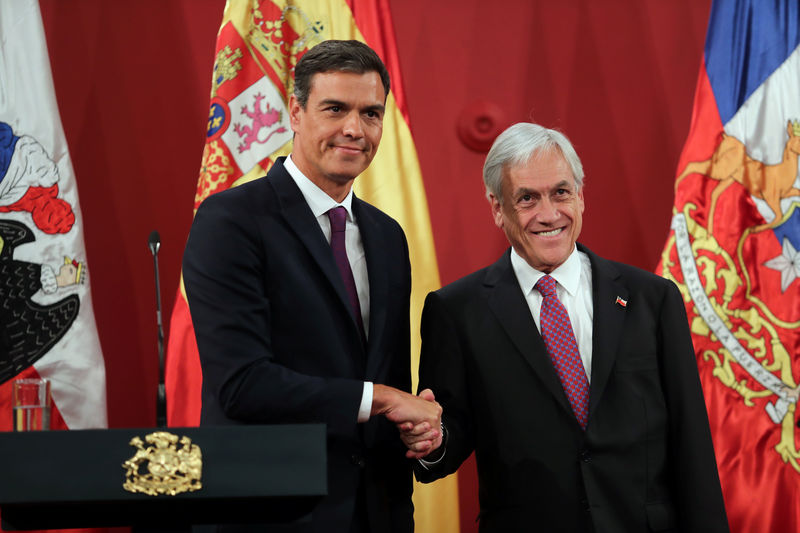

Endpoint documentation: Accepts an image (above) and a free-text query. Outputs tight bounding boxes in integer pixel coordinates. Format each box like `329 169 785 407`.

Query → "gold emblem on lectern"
122 431 202 496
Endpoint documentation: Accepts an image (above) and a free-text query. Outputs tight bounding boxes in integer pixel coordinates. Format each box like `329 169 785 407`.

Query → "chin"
326 169 363 183
335 163 370 179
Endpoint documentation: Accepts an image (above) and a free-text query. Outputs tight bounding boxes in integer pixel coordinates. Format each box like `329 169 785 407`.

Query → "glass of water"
12 378 51 431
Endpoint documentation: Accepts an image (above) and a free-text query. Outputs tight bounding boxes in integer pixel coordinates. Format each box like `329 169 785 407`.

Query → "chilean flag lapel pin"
615 296 628 308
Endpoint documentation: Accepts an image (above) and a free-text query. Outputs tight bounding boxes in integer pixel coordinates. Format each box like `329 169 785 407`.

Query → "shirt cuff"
357 381 373 423
418 423 447 469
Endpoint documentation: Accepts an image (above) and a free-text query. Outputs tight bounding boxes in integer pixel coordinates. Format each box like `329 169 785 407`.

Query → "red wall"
40 1 711 531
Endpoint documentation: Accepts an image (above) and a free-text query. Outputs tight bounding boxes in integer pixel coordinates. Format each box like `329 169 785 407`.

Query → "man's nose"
342 111 364 137
537 199 560 221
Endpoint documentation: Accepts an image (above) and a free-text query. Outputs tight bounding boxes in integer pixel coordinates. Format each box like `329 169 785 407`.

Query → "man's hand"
372 385 441 425
399 389 445 459
372 386 443 459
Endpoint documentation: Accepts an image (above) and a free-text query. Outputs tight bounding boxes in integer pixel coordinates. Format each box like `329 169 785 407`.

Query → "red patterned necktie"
327 206 366 341
536 274 590 430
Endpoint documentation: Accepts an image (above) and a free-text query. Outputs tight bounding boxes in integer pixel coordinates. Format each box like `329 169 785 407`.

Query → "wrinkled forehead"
503 146 581 190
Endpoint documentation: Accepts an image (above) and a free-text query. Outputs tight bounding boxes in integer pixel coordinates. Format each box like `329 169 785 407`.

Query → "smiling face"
490 149 584 273
289 70 386 201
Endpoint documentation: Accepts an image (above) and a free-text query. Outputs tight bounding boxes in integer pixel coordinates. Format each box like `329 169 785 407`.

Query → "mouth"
534 227 564 237
332 145 366 155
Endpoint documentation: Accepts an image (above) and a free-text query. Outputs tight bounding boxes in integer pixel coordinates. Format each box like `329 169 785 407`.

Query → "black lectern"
0 425 326 530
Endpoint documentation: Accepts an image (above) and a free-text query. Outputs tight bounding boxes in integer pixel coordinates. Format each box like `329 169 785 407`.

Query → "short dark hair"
293 40 390 108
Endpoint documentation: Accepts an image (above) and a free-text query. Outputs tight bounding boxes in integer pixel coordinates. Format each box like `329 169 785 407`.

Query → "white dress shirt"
284 155 373 421
509 246 594 380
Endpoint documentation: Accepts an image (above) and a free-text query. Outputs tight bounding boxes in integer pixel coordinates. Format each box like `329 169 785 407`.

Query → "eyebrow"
513 180 574 196
318 99 385 114
318 98 346 108
364 103 386 114
513 187 537 197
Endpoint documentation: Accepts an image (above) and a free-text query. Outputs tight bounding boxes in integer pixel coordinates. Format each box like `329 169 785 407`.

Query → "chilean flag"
658 1 800 531
0 0 107 433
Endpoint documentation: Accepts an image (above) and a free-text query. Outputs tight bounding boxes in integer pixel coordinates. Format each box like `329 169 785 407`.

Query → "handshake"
372 385 443 459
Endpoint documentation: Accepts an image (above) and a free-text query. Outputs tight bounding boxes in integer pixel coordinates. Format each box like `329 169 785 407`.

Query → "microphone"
148 230 167 427
148 230 161 255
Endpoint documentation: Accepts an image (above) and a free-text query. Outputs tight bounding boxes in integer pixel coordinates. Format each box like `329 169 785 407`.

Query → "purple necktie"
327 206 365 340
536 274 590 430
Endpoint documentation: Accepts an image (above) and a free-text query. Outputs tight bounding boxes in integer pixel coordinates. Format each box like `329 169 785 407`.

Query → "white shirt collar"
284 155 355 221
510 245 582 297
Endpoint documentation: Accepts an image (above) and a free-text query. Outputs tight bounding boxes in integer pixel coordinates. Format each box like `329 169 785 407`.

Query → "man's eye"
329 106 341 113
519 194 533 203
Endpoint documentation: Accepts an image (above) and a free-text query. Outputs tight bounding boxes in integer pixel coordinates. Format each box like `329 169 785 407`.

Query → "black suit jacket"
415 245 728 533
183 158 413 533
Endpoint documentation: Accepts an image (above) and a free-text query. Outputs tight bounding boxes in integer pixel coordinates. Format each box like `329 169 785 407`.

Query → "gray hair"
482 123 584 203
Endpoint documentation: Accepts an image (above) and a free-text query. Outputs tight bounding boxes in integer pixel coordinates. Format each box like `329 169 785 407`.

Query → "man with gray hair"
404 123 729 532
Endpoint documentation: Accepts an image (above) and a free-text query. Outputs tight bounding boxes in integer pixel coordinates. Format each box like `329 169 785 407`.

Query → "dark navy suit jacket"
183 157 413 533
415 245 729 533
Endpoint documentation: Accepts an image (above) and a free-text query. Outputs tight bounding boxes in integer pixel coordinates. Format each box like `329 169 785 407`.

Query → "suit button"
580 450 591 463
351 454 366 468
580 498 590 511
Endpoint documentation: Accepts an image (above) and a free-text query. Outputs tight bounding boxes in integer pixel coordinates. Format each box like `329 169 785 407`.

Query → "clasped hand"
372 385 443 459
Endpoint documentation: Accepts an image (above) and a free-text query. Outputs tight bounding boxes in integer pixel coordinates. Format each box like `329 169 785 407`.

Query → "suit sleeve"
414 290 475 482
183 193 364 434
659 280 729 532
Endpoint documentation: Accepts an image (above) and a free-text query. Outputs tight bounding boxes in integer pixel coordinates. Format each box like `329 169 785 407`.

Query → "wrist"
419 422 447 465
370 384 394 416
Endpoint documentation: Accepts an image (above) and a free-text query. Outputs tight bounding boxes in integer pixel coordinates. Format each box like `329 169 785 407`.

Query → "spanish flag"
658 1 800 530
164 1 458 531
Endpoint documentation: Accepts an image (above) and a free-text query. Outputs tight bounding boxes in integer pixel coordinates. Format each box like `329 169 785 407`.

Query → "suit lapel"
485 251 574 418
580 244 628 417
269 159 366 353
353 198 388 376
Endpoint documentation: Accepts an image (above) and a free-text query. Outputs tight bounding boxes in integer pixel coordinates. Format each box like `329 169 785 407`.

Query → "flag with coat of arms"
0 0 107 431
658 1 800 530
164 1 458 531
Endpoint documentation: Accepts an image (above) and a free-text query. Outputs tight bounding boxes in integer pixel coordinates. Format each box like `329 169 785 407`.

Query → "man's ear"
288 94 301 133
489 193 504 229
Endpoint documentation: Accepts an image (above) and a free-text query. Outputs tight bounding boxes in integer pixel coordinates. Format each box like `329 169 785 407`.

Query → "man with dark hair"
292 40 391 109
183 39 440 533
406 123 729 532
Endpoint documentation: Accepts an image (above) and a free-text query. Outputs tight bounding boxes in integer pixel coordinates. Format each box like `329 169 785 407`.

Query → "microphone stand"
148 230 167 428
